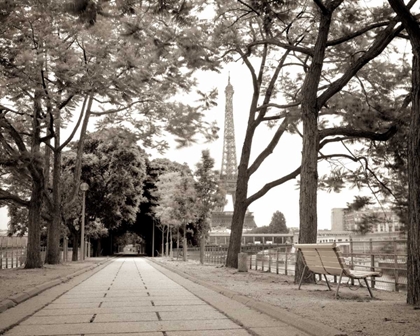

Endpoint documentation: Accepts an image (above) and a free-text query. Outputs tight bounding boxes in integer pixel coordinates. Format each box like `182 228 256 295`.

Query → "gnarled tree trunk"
295 5 334 283
388 0 420 307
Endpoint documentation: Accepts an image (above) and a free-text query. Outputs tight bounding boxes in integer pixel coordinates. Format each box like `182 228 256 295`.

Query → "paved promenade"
3 258 312 336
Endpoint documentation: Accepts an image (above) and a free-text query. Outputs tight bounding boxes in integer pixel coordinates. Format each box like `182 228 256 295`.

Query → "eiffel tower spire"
220 74 238 204
210 75 257 231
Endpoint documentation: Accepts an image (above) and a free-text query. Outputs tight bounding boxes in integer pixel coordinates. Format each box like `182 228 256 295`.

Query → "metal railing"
0 236 87 269
173 238 407 292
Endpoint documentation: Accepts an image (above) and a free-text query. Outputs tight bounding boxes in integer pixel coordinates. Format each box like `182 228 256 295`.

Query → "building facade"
331 207 402 233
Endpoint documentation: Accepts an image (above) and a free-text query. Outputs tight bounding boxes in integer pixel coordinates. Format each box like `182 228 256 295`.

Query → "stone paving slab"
44 302 103 309
20 315 93 325
54 295 197 303
96 300 204 308
158 310 227 321
59 293 109 298
3 258 268 336
93 312 159 322
167 331 252 336
32 304 218 316
150 261 311 335
74 334 163 336
0 260 114 335
7 319 242 335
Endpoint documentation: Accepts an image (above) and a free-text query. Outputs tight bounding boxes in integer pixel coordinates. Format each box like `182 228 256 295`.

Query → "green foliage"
155 171 198 229
193 150 226 237
114 232 143 248
62 127 148 235
252 210 288 234
355 213 380 235
346 196 374 212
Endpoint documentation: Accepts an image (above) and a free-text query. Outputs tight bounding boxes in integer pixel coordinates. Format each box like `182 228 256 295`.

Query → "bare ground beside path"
155 258 420 336
0 258 108 302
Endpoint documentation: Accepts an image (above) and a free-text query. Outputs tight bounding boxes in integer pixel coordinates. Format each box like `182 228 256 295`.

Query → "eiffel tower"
211 76 257 231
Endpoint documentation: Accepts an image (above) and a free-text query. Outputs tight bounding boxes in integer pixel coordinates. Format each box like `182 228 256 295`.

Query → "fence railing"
173 238 407 293
0 236 87 269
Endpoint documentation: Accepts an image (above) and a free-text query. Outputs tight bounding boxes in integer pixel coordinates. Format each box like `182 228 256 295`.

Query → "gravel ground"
0 258 107 301
155 258 420 336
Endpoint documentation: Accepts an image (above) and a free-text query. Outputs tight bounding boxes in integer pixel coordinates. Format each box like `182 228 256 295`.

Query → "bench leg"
363 277 374 298
335 270 344 299
324 274 331 291
298 265 307 290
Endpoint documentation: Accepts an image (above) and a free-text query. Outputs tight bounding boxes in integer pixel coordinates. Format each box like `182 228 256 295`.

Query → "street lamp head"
80 182 89 192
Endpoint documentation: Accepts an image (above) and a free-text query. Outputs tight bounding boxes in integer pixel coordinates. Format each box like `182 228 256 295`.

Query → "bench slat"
302 255 321 262
308 266 326 274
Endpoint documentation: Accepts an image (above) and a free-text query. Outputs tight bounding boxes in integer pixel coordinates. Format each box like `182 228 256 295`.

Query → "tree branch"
256 50 290 121
0 188 30 207
246 166 301 206
326 21 390 46
313 0 328 14
58 95 88 151
248 117 290 176
319 124 398 143
318 18 404 107
246 39 313 56
90 100 151 116
256 101 301 111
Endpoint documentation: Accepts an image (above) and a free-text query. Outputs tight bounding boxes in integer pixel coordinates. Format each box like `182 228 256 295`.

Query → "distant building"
331 208 346 231
331 207 403 233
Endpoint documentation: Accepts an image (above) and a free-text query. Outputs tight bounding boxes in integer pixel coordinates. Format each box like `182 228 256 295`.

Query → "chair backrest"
295 243 350 276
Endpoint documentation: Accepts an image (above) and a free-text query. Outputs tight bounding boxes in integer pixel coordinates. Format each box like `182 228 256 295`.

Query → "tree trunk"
177 229 180 260
407 51 420 306
387 0 420 307
25 89 44 269
161 227 164 256
95 238 101 257
200 236 205 265
226 118 257 268
183 223 187 262
170 229 173 259
295 8 333 283
226 197 248 268
45 148 62 264
165 225 169 257
25 183 43 268
72 232 79 261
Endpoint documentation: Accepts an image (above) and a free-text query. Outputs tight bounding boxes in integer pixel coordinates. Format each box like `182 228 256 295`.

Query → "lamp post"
152 219 155 258
80 182 89 261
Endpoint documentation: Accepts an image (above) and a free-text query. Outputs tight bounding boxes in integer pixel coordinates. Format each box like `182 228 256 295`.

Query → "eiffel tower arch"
211 76 257 232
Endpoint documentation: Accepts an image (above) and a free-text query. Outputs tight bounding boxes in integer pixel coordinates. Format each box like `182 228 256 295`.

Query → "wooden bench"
295 243 382 299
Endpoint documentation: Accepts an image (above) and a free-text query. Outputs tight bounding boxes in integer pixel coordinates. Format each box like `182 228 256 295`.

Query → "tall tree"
251 210 287 233
52 128 147 260
387 0 420 306
0 0 220 266
268 210 288 233
155 170 198 261
211 1 405 269
193 150 225 263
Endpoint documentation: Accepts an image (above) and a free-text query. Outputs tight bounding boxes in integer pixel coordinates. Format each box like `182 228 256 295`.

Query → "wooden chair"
295 243 382 299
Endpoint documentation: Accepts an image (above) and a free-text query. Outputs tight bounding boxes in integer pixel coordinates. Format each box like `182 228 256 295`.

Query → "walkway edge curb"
0 258 113 314
149 259 348 336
